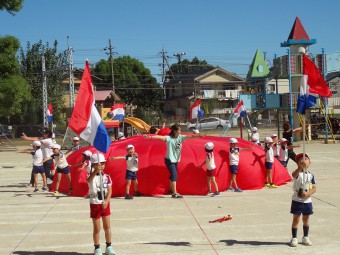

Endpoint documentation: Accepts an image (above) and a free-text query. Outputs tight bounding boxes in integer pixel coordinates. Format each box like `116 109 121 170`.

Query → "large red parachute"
51 135 291 197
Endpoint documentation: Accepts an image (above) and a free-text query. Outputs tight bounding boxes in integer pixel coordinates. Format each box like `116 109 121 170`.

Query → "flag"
68 61 111 153
190 98 201 120
296 54 332 114
47 103 53 123
233 100 247 117
110 103 125 120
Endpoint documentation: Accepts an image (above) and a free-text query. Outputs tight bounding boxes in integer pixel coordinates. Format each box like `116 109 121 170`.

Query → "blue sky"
1 0 339 81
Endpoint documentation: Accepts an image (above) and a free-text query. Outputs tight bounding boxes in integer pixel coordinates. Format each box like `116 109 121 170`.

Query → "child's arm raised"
109 156 125 161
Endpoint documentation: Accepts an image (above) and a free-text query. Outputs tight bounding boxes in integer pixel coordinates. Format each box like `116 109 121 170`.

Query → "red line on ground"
183 198 219 255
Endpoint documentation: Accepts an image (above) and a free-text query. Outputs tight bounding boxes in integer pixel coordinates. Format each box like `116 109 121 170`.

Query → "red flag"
233 100 244 114
47 103 53 123
190 98 201 120
303 54 332 98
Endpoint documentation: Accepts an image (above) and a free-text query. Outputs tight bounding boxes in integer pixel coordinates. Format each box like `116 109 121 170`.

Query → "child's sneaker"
264 183 270 187
207 191 214 196
53 191 59 196
94 247 102 255
212 191 220 196
125 194 133 199
105 246 116 255
34 188 39 192
134 191 142 196
290 237 298 247
171 193 183 198
227 187 235 191
302 236 312 246
42 186 49 191
269 184 278 188
235 188 243 192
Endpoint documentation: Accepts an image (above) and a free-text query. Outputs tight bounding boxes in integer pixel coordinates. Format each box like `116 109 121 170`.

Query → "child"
263 137 279 188
87 153 115 255
250 127 261 146
227 137 253 192
71 150 92 172
198 142 219 196
42 144 72 195
289 153 316 247
279 138 301 169
19 141 48 192
110 144 141 200
66 136 82 155
271 134 280 160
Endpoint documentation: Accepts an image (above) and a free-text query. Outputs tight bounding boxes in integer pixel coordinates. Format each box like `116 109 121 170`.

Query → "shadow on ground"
219 239 289 246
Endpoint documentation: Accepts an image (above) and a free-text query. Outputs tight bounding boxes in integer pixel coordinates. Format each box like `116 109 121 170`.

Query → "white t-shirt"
265 144 274 163
41 138 54 158
273 143 280 157
229 147 240 166
251 132 260 143
292 171 316 203
279 145 288 161
88 173 112 204
205 152 216 170
125 153 138 172
30 149 43 166
51 152 69 169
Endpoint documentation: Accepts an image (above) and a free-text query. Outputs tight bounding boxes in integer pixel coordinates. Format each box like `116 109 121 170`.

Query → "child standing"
198 142 219 196
66 136 82 155
87 153 115 255
279 138 301 169
42 144 72 195
271 134 280 160
289 153 316 247
227 138 253 192
71 150 93 172
250 127 261 145
19 141 48 192
110 144 141 200
263 137 279 188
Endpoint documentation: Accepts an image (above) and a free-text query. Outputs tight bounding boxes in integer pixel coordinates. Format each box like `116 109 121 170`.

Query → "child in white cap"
110 144 141 199
117 132 126 140
87 153 115 255
19 141 48 192
66 136 82 155
42 144 71 195
71 150 93 172
263 137 279 188
198 142 219 196
279 138 301 169
250 127 261 146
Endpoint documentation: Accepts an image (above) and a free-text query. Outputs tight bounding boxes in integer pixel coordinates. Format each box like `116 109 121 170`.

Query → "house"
163 67 245 119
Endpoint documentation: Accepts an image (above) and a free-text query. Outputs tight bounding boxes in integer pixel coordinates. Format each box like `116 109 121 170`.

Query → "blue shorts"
125 170 137 180
280 160 287 167
229 165 238 174
290 200 313 215
265 162 273 170
32 165 45 174
57 166 70 174
164 158 178 182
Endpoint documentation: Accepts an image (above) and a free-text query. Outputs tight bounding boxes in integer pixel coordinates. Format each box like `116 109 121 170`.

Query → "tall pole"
67 36 75 109
42 56 48 128
322 48 328 143
104 39 116 93
287 49 294 129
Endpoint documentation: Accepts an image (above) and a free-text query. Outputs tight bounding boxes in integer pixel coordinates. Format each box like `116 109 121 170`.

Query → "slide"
124 117 152 133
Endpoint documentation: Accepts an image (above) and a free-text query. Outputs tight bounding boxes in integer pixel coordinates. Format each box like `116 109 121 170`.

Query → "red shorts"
207 169 216 177
90 203 111 219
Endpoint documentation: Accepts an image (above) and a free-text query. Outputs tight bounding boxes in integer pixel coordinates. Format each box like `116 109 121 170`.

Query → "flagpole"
97 150 105 202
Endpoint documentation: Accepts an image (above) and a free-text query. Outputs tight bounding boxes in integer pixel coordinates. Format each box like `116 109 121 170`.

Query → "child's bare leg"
92 218 101 245
211 177 218 192
66 173 71 191
33 173 38 188
55 173 61 191
125 180 131 194
232 174 238 189
102 215 112 243
292 214 300 228
134 179 138 192
206 176 212 191
268 169 273 183
41 173 47 187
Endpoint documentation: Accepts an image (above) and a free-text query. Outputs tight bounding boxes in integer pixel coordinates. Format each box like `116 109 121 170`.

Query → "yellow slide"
124 117 153 133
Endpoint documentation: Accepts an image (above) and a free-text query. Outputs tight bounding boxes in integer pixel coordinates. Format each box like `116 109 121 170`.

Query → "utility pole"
67 36 75 109
173 52 187 73
104 39 117 93
42 56 48 128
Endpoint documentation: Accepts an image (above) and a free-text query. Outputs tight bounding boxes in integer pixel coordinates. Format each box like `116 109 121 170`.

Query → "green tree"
93 56 162 118
0 0 23 15
168 57 214 77
0 36 29 123
19 40 67 124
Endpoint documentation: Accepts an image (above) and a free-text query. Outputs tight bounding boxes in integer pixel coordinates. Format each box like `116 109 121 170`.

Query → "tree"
0 36 29 123
93 56 162 119
0 0 23 15
168 57 214 77
19 40 67 124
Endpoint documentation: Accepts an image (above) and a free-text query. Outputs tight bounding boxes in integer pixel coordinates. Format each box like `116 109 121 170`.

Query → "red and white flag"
190 98 201 120
47 103 53 123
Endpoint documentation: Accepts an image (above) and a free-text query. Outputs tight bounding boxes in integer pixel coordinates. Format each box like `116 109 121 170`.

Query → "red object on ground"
209 215 233 223
54 135 291 197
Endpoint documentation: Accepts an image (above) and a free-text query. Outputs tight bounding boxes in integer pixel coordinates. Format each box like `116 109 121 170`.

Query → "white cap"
52 144 61 150
271 134 278 137
205 142 214 150
90 153 106 164
126 144 134 149
280 138 288 143
264 137 273 143
192 129 200 134
83 150 92 157
32 141 41 147
229 137 238 143
252 127 257 132
73 136 80 141
118 132 124 138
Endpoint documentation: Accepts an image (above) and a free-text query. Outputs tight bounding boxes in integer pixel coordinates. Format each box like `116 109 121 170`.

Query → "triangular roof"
166 67 244 85
246 49 270 80
281 17 316 47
